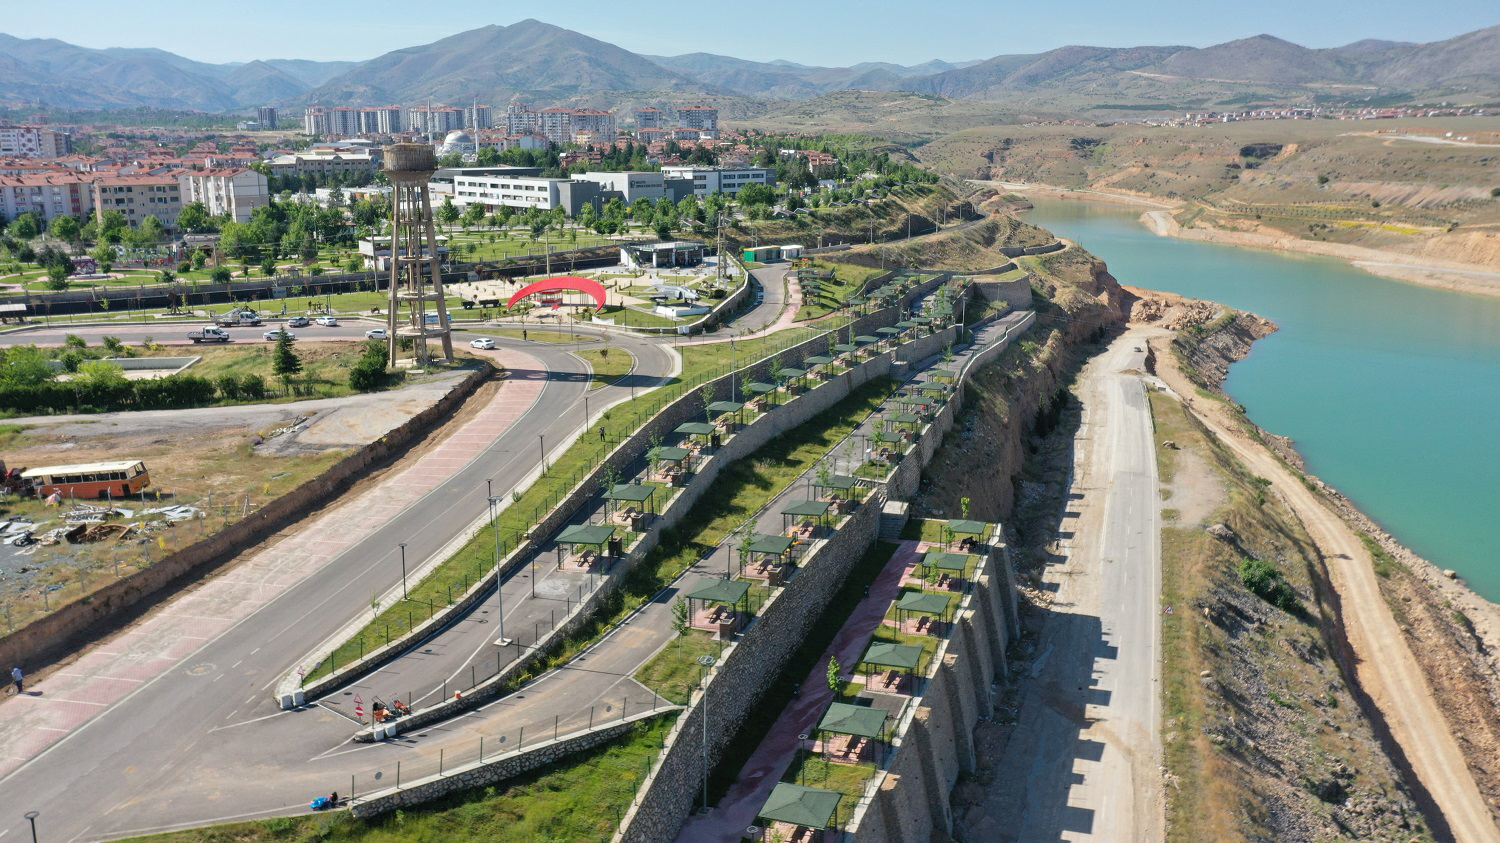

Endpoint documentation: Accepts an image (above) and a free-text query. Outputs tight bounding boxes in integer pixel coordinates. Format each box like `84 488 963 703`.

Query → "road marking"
309 741 385 762
209 709 292 733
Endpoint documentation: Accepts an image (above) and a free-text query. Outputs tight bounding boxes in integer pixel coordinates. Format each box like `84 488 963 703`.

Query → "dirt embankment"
1143 289 1500 836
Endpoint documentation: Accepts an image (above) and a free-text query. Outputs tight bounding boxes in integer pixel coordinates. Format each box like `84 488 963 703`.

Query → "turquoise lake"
1023 199 1500 601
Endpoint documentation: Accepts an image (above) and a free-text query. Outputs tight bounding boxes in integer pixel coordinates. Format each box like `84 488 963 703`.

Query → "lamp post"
697 654 717 814
24 811 38 843
398 543 408 600
486 479 507 643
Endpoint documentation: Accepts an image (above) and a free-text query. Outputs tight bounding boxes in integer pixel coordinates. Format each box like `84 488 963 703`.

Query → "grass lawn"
576 347 635 390
707 540 900 802
794 261 889 322
596 304 681 329
677 326 830 384
119 715 676 843
634 633 722 705
781 755 878 827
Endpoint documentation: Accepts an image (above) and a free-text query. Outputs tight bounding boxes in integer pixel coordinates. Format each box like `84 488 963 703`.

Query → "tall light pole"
24 811 39 843
399 543 408 599
486 480 507 643
698 654 716 814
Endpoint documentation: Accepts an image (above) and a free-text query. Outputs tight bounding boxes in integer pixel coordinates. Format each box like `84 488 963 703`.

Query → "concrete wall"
349 708 678 819
0 363 494 675
614 309 1027 843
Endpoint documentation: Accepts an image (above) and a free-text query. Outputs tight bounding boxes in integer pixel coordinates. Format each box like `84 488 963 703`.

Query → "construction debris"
142 505 203 522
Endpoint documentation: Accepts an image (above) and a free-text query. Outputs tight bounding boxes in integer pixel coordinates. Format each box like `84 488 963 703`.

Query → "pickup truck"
188 327 232 343
214 310 262 327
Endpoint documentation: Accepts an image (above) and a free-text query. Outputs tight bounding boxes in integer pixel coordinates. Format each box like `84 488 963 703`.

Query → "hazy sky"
5 0 1496 65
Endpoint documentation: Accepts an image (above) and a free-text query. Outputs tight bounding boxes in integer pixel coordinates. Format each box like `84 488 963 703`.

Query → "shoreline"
983 179 1500 298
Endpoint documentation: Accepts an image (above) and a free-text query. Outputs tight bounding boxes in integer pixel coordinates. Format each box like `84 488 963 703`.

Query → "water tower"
382 143 453 366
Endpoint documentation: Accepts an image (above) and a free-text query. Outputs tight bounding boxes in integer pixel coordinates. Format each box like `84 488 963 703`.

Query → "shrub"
216 373 242 400
239 373 267 400
1239 557 1300 613
210 267 232 284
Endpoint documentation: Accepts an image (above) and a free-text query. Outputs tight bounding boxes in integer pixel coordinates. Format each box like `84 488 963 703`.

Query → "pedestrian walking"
11 666 22 695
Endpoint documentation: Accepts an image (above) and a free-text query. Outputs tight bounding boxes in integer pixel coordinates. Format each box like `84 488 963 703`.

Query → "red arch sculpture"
506 276 608 312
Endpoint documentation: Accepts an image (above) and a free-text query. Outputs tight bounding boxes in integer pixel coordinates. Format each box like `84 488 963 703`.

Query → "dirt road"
1152 339 1500 843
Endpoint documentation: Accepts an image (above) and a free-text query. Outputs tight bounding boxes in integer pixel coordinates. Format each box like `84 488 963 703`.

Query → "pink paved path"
0 349 545 780
675 540 921 842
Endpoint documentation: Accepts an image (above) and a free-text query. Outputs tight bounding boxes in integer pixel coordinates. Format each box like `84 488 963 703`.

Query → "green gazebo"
555 523 617 568
603 483 656 525
757 782 843 841
919 551 975 588
817 701 890 763
649 445 692 483
674 421 717 448
860 641 923 693
782 499 832 536
683 576 751 638
739 533 796 575
707 400 745 430
895 590 954 635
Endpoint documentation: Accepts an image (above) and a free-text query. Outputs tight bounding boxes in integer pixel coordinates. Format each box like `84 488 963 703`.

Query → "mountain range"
0 20 1496 115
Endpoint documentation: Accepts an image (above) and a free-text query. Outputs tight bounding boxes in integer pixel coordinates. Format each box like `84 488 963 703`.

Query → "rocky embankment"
1155 291 1500 833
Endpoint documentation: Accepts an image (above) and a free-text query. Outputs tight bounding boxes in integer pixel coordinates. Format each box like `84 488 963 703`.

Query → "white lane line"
209 709 292 733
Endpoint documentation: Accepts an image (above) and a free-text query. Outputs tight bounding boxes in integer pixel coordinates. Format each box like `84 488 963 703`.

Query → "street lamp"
486 479 507 643
399 543 408 600
24 811 38 843
698 654 717 814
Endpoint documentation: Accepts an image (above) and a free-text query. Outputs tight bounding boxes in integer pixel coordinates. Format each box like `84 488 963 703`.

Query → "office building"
660 165 774 196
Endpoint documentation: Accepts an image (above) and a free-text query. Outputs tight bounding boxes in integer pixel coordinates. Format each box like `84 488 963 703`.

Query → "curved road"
0 330 677 842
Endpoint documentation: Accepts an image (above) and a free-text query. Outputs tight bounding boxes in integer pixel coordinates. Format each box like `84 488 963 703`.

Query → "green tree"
45 263 70 290
438 196 460 228
177 202 214 233
137 215 166 246
97 211 128 244
49 215 81 245
0 345 55 386
271 332 302 392
210 266 232 284
8 213 40 240
76 360 127 390
826 656 842 693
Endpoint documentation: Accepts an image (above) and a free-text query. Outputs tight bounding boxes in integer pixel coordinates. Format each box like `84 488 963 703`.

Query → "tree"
49 215 81 245
210 266 232 284
177 202 214 234
97 211 128 244
137 215 166 246
8 213 40 240
0 345 55 387
260 258 277 278
438 196 460 228
191 250 208 271
45 263 69 290
271 333 302 392
826 656 842 693
89 244 114 276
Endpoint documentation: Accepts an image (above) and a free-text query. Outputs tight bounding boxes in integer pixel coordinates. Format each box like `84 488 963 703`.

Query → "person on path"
11 666 22 695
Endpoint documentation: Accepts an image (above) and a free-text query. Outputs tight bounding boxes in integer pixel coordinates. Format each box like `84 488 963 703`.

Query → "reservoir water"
1022 199 1500 601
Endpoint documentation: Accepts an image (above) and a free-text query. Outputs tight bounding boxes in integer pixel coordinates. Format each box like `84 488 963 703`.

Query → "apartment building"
634 107 663 129
0 126 73 158
506 103 541 136
257 107 279 130
0 173 94 223
92 174 182 228
407 106 464 135
176 168 270 224
660 165 774 196
676 105 719 138
464 105 494 130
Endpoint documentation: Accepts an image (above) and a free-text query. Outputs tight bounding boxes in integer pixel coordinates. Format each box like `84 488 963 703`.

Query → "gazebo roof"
675 422 716 436
893 413 920 424
948 519 989 537
818 701 889 740
707 401 744 413
861 641 922 671
650 446 691 463
783 499 831 518
853 335 880 344
776 367 807 379
604 484 655 503
875 326 901 335
556 524 616 546
894 320 918 328
921 551 973 572
832 344 857 354
817 474 859 491
896 591 953 616
912 316 933 324
683 577 750 605
746 534 795 555
804 355 834 366
873 431 901 443
748 382 778 394
759 782 842 830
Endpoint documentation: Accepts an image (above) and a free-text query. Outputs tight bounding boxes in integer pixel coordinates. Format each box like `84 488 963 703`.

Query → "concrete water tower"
382 143 454 366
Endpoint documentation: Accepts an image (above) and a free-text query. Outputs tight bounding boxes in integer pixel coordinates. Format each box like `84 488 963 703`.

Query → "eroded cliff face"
913 248 1125 523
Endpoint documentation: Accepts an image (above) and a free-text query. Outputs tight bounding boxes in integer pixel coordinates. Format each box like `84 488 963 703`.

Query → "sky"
3 0 1496 66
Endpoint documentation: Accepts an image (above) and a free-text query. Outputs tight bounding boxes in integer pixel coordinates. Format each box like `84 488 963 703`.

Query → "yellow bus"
21 460 151 500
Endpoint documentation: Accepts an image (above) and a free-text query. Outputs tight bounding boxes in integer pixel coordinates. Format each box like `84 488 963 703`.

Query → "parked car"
263 329 296 341
365 328 387 340
470 337 496 350
286 316 310 328
315 315 339 327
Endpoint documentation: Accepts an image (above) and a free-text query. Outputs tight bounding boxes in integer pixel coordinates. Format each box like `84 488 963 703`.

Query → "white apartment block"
465 105 494 130
407 106 464 135
677 105 719 138
92 175 182 229
506 103 540 136
0 174 93 223
177 168 270 224
661 165 774 196
634 107 662 129
267 146 381 178
0 126 73 158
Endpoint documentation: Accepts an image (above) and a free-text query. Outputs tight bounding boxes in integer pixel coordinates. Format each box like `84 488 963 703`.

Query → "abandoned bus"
20 460 150 500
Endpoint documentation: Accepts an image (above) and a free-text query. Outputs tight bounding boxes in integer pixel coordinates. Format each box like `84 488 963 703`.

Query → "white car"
286 316 310 328
470 337 496 350
365 328 388 340
315 315 339 327
263 329 296 341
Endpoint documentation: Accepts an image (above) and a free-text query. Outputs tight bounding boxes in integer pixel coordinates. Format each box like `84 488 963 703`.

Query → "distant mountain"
0 33 349 110
0 22 1496 115
301 20 714 106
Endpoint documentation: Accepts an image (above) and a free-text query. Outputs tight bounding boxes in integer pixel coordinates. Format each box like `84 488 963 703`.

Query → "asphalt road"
962 330 1164 842
0 331 677 842
0 320 382 348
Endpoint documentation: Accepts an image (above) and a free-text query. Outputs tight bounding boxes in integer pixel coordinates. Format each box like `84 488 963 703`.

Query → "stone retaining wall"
0 363 494 674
